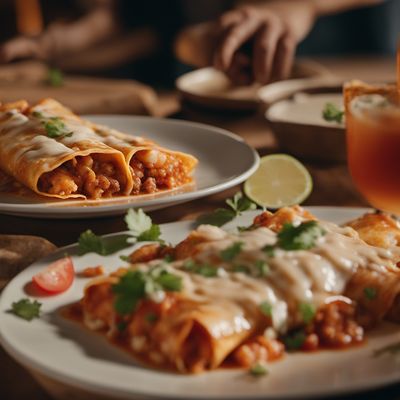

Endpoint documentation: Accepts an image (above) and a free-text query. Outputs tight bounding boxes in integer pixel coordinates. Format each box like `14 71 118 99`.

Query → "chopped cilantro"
254 260 269 276
163 254 174 263
145 313 158 323
47 67 64 87
259 301 273 317
78 230 130 256
117 320 128 332
233 264 250 274
120 255 131 262
249 363 268 377
277 221 325 251
10 298 41 321
196 192 257 227
299 302 316 324
283 330 306 351
33 112 73 139
183 260 218 277
112 268 182 315
262 245 276 257
125 208 162 243
322 102 344 124
220 242 243 262
364 287 377 300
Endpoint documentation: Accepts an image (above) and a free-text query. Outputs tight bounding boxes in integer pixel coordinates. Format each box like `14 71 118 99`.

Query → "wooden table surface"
0 56 398 400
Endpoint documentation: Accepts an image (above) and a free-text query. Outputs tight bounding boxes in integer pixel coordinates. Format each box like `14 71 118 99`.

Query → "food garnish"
124 209 162 243
277 221 325 251
322 102 345 124
299 302 316 324
364 287 377 300
196 192 257 227
183 260 218 277
249 363 268 377
259 302 273 318
47 67 64 87
78 230 131 256
220 241 244 261
10 298 42 321
244 154 313 208
33 112 73 139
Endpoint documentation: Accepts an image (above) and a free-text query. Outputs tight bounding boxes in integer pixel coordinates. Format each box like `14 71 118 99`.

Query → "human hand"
213 1 317 85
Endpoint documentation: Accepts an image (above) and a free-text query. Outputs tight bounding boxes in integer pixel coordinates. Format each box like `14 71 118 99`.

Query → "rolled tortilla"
0 99 133 199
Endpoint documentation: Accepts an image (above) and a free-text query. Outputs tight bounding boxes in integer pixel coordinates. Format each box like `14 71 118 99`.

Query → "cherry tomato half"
32 257 75 293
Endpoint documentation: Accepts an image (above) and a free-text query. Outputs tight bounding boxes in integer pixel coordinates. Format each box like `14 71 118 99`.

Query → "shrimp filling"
39 155 124 199
130 150 192 195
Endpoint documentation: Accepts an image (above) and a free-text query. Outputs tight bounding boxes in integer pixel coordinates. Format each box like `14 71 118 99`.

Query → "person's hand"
213 1 317 85
0 35 48 63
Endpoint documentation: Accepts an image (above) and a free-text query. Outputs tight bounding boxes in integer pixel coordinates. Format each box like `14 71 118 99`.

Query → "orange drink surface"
346 85 400 214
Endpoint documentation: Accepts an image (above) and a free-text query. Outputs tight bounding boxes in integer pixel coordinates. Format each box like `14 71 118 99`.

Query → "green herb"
45 117 72 138
259 301 273 317
163 254 174 263
120 255 131 262
183 260 218 277
237 225 254 232
283 330 306 351
125 208 162 243
373 341 400 358
10 298 41 321
299 302 316 324
233 264 250 274
249 363 268 377
364 287 377 300
277 221 325 251
196 192 257 227
112 268 182 315
254 260 269 276
220 242 243 262
32 111 44 119
47 67 64 87
145 313 158 323
262 245 276 257
322 102 344 124
78 230 130 256
117 320 128 332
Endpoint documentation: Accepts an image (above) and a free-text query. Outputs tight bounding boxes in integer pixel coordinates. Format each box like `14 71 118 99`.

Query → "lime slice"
244 154 312 208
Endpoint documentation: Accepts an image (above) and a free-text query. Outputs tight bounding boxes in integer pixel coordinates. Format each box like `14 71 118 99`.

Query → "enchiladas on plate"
78 206 400 373
0 99 197 200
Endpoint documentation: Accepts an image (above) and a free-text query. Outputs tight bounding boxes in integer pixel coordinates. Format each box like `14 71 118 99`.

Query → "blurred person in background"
0 0 398 86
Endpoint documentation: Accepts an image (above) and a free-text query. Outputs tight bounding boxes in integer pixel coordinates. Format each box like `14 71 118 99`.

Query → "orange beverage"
345 83 400 214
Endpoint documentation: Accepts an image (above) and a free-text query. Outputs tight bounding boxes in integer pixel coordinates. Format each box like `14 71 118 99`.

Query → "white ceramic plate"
2 206 400 400
0 116 259 219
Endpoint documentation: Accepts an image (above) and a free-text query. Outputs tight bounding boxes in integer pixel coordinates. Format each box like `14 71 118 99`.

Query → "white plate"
0 116 259 219
2 206 400 400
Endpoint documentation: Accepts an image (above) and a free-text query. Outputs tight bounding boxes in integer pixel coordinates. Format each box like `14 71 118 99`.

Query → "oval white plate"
1 206 400 399
0 116 259 219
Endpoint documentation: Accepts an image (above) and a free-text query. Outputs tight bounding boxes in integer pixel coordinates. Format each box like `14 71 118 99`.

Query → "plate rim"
0 116 259 217
3 206 400 399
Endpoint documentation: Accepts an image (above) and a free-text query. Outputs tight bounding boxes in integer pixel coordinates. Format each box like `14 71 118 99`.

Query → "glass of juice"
344 81 400 214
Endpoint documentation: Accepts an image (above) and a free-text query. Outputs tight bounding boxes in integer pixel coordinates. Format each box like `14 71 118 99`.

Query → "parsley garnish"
283 330 306 351
10 298 42 321
249 363 268 377
183 260 218 277
33 112 73 139
78 230 130 256
322 102 344 124
112 267 182 315
364 287 377 300
260 301 273 317
262 245 276 257
277 221 325 251
233 264 250 274
120 255 131 262
220 242 243 261
125 208 162 243
196 192 257 227
299 302 316 324
47 67 64 87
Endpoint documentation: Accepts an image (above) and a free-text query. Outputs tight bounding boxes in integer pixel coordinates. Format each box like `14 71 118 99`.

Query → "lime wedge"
244 154 312 208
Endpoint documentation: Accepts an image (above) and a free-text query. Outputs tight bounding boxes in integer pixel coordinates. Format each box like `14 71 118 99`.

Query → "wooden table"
1 56 398 400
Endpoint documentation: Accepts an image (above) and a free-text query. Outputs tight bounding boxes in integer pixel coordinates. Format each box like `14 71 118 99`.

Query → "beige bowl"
262 84 346 163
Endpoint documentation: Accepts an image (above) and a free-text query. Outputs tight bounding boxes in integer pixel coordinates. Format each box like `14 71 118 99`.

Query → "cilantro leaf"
78 230 130 256
364 287 377 300
125 208 162 243
33 112 72 139
249 363 268 377
277 221 325 251
299 302 316 324
10 298 42 321
183 260 218 277
233 264 250 274
322 102 344 124
263 245 276 257
196 208 235 227
254 260 269 276
260 301 273 317
137 224 161 242
220 242 243 262
283 330 306 351
112 268 182 315
47 67 64 87
226 192 257 213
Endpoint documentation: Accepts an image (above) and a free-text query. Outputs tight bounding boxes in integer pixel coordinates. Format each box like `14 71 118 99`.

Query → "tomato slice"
32 257 75 293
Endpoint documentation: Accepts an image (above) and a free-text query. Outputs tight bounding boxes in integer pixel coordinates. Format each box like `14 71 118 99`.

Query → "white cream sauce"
135 220 399 338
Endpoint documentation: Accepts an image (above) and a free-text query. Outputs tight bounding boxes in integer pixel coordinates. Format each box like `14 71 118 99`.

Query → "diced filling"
39 155 123 199
130 150 191 195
